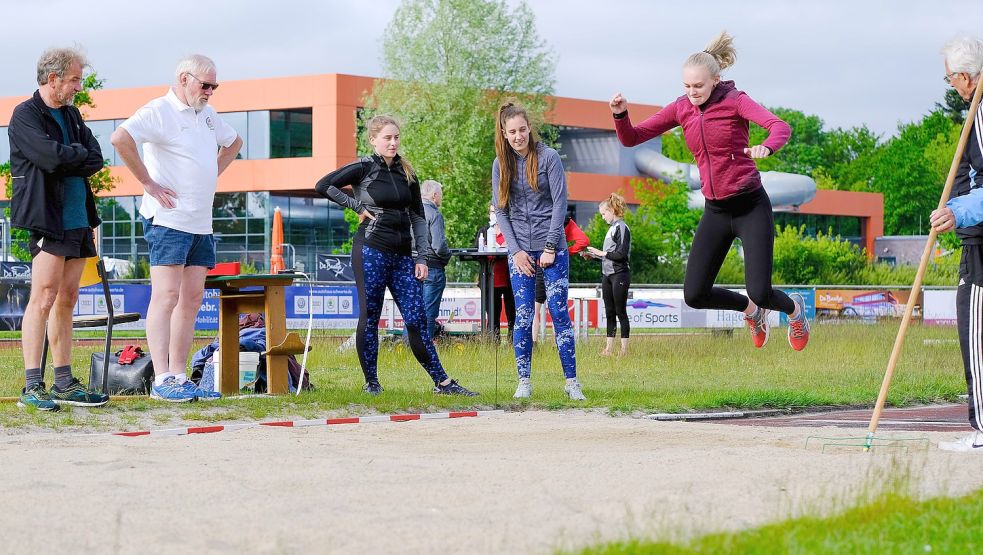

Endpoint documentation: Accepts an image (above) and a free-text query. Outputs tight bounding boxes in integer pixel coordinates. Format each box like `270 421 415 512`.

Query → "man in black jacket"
8 47 109 411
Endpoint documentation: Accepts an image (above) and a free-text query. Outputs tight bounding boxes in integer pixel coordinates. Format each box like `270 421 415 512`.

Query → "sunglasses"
187 73 219 91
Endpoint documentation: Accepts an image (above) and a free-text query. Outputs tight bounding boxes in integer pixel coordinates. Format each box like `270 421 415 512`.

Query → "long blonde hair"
683 31 737 78
600 193 627 218
494 102 540 209
367 115 415 183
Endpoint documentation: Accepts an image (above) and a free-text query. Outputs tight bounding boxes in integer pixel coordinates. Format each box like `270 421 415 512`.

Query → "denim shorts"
142 217 215 268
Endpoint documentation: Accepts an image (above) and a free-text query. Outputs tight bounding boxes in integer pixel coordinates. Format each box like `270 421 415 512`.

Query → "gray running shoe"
513 377 532 399
564 380 587 401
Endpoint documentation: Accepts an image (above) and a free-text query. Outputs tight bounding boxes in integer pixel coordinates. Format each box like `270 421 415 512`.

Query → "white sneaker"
939 431 983 453
513 378 532 399
564 380 587 401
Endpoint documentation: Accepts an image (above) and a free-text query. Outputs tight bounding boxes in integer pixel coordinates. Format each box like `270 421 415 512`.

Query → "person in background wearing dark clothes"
315 115 477 397
532 215 589 342
475 203 516 341
586 193 632 356
927 36 983 453
421 180 450 340
609 30 811 352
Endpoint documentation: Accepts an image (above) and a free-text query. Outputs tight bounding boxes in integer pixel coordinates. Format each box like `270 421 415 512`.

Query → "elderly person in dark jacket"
8 47 109 411
928 36 983 453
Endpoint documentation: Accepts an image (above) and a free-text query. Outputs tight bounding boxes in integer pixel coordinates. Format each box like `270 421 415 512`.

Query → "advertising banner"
815 288 920 322
923 290 957 326
316 254 355 282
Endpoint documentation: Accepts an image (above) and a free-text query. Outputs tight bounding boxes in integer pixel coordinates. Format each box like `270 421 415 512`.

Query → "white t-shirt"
119 88 238 235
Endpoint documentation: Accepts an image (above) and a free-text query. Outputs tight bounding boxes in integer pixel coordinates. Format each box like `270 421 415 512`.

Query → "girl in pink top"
609 31 810 351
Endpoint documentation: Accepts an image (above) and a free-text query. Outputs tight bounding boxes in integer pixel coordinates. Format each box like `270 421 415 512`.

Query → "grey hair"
683 31 737 77
942 36 983 78
36 47 88 86
421 180 442 198
174 54 217 84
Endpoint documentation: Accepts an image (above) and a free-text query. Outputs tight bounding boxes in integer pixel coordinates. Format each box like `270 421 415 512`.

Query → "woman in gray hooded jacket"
492 102 584 401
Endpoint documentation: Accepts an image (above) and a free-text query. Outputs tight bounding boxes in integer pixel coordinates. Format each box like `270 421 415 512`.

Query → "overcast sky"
2 0 980 138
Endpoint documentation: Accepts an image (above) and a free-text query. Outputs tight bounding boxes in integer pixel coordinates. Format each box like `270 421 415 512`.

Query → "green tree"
359 0 556 247
2 72 119 260
868 111 957 235
576 178 701 284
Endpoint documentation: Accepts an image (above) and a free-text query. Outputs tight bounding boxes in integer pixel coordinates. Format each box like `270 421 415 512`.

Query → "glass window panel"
219 112 248 159
214 218 246 235
246 191 268 218
270 109 312 158
86 120 115 166
213 192 247 218
247 111 270 159
0 126 10 164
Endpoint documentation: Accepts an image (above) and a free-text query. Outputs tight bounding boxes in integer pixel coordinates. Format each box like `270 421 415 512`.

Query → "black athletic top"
954 104 983 245
315 154 431 263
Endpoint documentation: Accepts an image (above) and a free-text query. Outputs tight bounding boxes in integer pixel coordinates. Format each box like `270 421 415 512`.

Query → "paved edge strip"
110 410 503 438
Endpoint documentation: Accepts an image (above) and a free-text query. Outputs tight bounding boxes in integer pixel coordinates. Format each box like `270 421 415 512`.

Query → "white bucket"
213 351 262 392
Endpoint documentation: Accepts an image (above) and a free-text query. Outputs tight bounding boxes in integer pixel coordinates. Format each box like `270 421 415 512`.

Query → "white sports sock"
173 373 189 384
154 373 174 387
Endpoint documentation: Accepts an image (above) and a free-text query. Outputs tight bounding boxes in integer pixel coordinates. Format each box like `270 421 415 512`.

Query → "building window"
272 194 350 273
270 109 312 158
0 126 9 164
556 126 622 175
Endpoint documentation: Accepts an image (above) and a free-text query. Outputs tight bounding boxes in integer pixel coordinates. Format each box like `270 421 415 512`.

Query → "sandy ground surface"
1 410 982 555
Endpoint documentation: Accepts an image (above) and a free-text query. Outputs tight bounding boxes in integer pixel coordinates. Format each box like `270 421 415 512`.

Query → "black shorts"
29 228 97 260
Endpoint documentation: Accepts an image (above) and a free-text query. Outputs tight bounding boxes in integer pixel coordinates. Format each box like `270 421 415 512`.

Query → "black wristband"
613 110 628 120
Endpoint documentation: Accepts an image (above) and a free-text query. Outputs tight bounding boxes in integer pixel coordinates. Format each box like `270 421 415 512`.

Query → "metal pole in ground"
865 78 983 451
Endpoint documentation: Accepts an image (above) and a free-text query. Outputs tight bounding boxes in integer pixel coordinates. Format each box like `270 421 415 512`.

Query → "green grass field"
0 321 968 427
574 489 983 554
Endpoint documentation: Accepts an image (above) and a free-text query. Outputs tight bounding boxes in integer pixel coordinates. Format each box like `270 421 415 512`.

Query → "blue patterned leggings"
352 244 449 385
509 248 577 379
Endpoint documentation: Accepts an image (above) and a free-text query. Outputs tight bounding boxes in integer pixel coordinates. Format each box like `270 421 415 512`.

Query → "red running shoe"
787 294 811 351
744 308 770 348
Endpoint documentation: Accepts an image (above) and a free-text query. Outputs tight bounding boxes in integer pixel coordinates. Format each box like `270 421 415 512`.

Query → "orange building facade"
0 73 882 270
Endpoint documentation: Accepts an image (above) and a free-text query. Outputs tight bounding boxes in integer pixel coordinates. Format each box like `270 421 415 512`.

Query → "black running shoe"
433 379 479 396
49 377 110 407
363 381 384 396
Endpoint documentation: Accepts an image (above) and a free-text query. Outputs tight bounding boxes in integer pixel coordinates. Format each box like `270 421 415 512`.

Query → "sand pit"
1 410 982 554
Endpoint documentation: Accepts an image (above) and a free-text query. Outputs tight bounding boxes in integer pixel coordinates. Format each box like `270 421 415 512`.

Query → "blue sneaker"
150 376 196 403
18 382 60 412
181 380 222 401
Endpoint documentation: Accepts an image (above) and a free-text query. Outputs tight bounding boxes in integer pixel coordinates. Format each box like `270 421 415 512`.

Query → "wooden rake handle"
865 77 983 449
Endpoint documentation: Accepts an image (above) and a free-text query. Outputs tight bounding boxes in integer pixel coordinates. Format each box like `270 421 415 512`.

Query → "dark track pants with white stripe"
956 244 983 432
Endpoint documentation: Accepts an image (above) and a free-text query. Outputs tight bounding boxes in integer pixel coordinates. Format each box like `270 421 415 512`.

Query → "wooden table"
205 274 306 395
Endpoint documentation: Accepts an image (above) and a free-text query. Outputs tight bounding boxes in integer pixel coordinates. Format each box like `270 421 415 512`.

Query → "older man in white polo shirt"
111 54 242 402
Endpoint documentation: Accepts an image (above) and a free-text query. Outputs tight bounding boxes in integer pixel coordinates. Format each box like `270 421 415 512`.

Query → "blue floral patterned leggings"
509 248 577 379
353 244 449 385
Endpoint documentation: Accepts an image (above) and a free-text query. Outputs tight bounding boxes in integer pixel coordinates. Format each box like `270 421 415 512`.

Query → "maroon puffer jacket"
614 81 791 200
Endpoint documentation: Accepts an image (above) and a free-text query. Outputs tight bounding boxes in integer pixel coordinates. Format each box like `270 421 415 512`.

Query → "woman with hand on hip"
315 115 478 397
609 31 811 351
492 103 585 401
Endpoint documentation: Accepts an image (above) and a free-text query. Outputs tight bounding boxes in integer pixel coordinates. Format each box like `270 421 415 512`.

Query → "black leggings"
493 285 516 340
602 271 631 338
683 187 794 315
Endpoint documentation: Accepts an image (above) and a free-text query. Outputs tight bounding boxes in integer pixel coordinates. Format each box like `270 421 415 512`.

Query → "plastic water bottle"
478 234 486 252
486 226 496 251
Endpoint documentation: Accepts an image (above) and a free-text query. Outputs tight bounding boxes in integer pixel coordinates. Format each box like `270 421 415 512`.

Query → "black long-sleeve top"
601 219 631 275
315 154 431 264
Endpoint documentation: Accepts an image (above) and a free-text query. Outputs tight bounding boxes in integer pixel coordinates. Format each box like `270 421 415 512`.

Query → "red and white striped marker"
112 410 504 438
